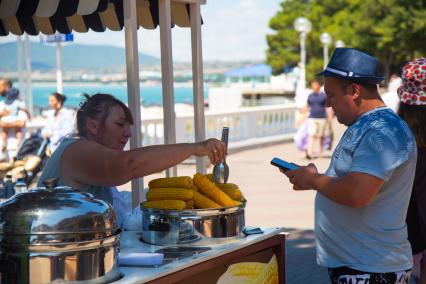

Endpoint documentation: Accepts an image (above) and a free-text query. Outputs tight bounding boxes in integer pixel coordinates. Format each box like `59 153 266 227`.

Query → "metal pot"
0 179 121 284
140 201 246 246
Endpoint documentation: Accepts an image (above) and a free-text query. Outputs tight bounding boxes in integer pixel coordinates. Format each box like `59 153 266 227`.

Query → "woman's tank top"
38 138 113 204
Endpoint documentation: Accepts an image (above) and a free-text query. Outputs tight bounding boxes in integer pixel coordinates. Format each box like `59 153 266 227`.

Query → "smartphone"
270 157 300 171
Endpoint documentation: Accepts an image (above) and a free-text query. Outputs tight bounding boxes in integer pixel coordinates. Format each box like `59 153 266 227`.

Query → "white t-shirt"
41 108 75 152
0 109 28 161
0 100 26 123
382 91 400 112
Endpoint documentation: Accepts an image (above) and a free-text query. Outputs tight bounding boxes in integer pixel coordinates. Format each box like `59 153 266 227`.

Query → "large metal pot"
0 180 121 284
140 201 246 246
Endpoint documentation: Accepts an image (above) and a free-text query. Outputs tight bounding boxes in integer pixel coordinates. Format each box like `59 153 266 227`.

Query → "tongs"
212 127 229 184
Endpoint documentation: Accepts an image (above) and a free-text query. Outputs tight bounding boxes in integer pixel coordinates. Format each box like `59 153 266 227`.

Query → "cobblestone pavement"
119 120 347 283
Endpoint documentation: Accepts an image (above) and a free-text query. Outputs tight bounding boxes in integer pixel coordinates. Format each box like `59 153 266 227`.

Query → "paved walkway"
120 120 346 283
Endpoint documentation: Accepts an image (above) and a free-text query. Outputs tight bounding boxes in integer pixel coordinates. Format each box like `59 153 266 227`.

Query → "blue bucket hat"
317 48 384 84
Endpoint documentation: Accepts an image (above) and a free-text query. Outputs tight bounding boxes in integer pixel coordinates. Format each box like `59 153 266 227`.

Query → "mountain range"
0 42 160 71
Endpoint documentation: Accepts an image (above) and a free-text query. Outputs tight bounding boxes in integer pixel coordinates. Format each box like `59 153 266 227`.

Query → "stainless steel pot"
0 180 121 284
140 201 246 246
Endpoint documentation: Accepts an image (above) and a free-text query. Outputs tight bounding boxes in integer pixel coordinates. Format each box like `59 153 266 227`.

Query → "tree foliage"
266 0 426 84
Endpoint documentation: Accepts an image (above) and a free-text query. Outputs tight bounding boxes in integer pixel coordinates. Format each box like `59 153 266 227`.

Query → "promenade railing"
27 103 297 150
140 103 297 150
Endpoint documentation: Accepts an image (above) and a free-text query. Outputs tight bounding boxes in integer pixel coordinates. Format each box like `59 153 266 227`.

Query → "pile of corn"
217 254 278 284
143 173 245 210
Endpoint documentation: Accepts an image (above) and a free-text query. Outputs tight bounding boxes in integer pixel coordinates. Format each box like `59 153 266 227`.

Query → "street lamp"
293 17 311 100
320 32 332 70
335 40 345 48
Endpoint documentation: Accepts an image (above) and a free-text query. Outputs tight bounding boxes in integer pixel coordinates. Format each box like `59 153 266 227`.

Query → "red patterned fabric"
397 57 426 105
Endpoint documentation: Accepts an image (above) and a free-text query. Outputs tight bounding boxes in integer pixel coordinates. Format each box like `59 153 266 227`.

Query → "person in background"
41 92 75 152
39 93 227 227
282 48 416 283
305 79 333 159
397 58 426 284
382 73 402 112
0 79 30 161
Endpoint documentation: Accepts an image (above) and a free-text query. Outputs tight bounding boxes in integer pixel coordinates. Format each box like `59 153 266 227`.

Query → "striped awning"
0 0 197 36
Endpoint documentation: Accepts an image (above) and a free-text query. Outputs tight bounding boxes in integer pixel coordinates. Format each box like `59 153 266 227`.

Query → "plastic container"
4 174 14 198
0 179 6 199
14 177 28 194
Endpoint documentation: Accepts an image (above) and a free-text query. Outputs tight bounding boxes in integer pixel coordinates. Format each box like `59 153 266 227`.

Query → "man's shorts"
328 266 411 284
307 118 327 137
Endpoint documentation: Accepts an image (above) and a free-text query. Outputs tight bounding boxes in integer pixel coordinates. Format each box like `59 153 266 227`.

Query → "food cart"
117 228 285 283
0 0 287 283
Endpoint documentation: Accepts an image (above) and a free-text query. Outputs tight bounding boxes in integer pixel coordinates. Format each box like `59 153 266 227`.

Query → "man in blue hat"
282 48 417 283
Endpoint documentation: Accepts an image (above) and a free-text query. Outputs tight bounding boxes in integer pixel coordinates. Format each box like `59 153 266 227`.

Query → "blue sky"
0 0 282 62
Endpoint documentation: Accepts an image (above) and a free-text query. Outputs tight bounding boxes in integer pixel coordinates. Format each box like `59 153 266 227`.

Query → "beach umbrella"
0 0 208 208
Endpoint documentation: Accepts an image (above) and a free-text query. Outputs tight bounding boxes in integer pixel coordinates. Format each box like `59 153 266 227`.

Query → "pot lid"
0 179 118 243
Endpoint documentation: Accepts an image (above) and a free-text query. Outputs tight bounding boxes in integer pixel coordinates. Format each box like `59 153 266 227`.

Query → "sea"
15 83 206 113
10 82 292 115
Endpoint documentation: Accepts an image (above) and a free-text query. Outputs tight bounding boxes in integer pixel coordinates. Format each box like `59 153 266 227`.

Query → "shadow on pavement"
285 228 329 284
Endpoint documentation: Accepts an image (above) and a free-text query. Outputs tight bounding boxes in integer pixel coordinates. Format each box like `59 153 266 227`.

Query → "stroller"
0 131 50 186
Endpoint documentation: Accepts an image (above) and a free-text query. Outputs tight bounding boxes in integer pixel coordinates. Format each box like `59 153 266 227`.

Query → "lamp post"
335 40 345 48
293 17 311 100
320 32 332 70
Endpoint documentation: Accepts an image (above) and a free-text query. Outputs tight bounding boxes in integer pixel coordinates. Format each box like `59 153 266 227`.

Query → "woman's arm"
60 139 225 187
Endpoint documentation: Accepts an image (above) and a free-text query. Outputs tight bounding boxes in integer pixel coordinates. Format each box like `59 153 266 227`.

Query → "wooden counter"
116 227 286 283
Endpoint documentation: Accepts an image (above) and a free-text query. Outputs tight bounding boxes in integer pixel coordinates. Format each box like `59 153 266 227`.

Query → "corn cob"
192 191 221 209
222 188 244 201
146 188 193 201
217 275 255 284
190 185 199 191
257 254 279 284
204 173 213 181
215 182 239 190
144 200 186 210
193 173 241 207
215 183 244 201
226 262 266 277
217 255 278 284
148 176 193 189
185 200 195 209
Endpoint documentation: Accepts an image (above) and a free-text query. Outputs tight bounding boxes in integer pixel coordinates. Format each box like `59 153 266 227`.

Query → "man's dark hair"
76 93 133 138
398 103 426 149
336 78 378 94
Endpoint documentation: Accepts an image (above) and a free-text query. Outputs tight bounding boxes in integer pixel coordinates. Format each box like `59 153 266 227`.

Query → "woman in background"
398 58 426 284
41 92 75 152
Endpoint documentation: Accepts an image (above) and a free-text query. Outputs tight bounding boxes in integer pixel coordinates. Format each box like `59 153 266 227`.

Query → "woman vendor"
38 93 227 226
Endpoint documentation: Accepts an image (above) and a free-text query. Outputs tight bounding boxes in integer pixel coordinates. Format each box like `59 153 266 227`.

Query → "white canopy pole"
159 0 177 177
24 34 33 116
190 2 206 174
17 36 25 102
123 0 144 209
56 41 63 93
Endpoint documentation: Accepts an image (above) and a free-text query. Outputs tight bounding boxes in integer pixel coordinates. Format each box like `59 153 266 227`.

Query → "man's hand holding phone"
271 157 318 190
270 157 300 172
